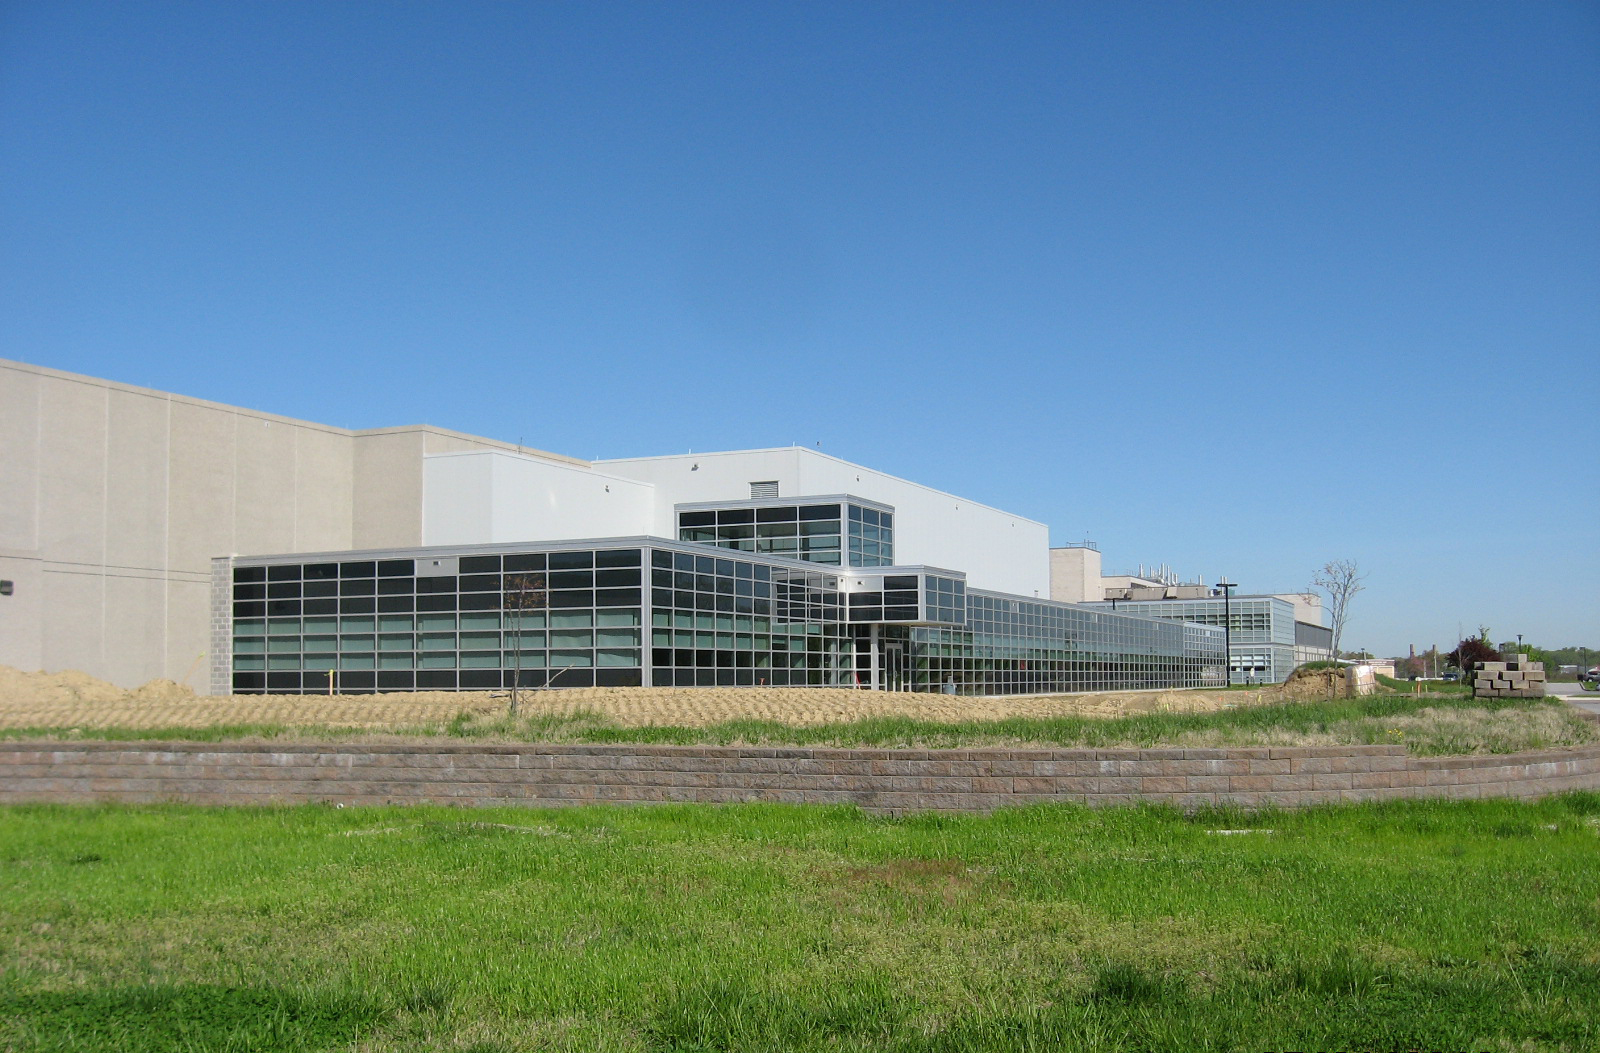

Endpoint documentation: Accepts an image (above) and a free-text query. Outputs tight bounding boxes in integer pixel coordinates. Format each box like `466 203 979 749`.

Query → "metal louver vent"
749 480 779 499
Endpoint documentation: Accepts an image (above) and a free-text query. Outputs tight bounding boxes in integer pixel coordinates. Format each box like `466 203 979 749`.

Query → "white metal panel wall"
595 448 804 536
422 451 656 546
598 448 1050 597
420 452 496 544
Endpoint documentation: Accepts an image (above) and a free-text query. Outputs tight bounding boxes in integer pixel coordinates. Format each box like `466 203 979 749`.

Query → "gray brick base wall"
209 556 233 698
3 742 1598 812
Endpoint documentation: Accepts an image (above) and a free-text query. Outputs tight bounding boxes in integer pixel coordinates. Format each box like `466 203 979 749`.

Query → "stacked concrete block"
1473 654 1547 699
4 741 1600 812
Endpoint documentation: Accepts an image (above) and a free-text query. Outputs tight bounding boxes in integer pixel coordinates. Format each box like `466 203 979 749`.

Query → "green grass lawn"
1376 672 1472 694
6 690 1591 756
3 796 1599 1051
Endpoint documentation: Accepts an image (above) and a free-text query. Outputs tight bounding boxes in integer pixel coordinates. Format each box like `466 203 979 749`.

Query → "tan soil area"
0 664 1291 730
1276 666 1352 701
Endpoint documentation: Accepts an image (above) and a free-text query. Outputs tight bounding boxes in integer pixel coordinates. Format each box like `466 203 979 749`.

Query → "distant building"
1050 544 1333 684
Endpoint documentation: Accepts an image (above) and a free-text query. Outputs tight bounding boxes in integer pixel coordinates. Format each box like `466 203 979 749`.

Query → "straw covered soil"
0 664 1280 730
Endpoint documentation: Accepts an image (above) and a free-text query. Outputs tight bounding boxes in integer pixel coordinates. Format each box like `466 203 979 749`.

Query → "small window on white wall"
750 481 779 499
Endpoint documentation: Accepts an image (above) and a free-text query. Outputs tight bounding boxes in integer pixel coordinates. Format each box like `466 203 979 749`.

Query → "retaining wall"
3 742 1599 812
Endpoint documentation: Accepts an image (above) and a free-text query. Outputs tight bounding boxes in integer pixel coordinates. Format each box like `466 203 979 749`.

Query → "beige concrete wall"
1049 546 1103 604
1277 592 1326 627
0 368 40 553
0 363 44 673
1101 574 1164 591
1 358 577 687
352 431 425 550
291 424 355 552
166 399 239 570
0 550 43 674
0 359 372 686
35 370 108 568
39 567 103 679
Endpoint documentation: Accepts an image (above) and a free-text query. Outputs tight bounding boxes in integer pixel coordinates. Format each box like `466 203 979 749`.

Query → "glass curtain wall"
1094 596 1301 684
678 500 893 568
907 593 1226 695
680 504 843 564
846 504 893 566
230 546 1222 696
230 549 646 693
646 549 848 686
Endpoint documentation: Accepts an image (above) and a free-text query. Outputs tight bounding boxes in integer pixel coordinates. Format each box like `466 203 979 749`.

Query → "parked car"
1440 671 1461 682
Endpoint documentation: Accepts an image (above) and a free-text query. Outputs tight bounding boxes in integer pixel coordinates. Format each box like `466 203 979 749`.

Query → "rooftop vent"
750 480 779 499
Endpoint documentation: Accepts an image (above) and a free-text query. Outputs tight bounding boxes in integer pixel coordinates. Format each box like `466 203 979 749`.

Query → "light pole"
1215 579 1235 686
1517 634 1523 653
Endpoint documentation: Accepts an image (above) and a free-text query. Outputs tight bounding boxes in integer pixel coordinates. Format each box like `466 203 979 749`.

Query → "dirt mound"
128 678 198 704
0 665 200 708
1277 666 1345 701
0 664 129 706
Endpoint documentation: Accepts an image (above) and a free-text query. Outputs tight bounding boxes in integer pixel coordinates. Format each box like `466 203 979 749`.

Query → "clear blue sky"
3 1 1596 657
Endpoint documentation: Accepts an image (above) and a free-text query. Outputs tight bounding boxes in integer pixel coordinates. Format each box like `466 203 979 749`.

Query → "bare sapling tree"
502 573 548 717
1311 559 1366 660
